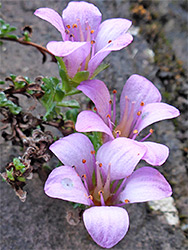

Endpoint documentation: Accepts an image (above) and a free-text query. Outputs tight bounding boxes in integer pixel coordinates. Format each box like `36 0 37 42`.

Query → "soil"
0 0 188 249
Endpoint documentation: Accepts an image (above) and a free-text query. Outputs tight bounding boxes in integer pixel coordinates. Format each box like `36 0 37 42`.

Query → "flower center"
82 153 128 207
106 91 152 141
64 20 96 70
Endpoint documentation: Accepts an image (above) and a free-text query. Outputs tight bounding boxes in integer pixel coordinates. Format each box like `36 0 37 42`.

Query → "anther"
108 40 112 43
109 100 112 104
72 165 76 169
98 190 104 195
150 129 154 133
90 29 95 34
115 130 121 135
124 199 130 203
91 150 95 154
82 159 86 164
94 107 97 111
91 40 96 44
113 89 117 94
140 101 144 106
72 24 77 28
107 114 111 118
137 111 142 116
65 29 70 34
99 163 102 168
133 129 138 134
88 195 93 200
82 174 86 179
66 25 71 29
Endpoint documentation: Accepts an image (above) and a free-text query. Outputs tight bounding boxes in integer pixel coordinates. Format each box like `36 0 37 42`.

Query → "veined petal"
120 74 161 121
136 103 180 133
62 1 102 41
75 111 114 139
88 33 133 77
47 41 91 78
34 8 65 39
96 137 146 181
141 141 169 166
95 18 132 52
49 133 94 177
77 79 110 122
83 206 129 248
119 167 172 203
44 165 90 205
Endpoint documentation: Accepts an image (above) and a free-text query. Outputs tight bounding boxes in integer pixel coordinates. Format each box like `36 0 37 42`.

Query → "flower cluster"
35 1 180 248
34 1 133 79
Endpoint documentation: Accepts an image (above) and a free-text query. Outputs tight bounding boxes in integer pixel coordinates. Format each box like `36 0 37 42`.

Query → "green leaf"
65 89 81 96
0 91 22 114
59 68 71 92
56 56 67 72
87 132 103 152
72 71 89 83
57 99 80 108
0 18 17 37
13 158 25 171
43 102 57 121
0 81 5 84
17 176 26 182
65 108 79 123
91 63 110 79
72 202 85 209
6 34 18 39
10 74 16 81
23 31 31 41
6 168 15 181
54 86 65 102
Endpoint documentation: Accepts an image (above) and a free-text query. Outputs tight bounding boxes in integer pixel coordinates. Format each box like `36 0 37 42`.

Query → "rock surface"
0 0 188 249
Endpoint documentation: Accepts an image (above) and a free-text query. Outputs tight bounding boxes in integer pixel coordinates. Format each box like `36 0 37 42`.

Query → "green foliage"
0 91 22 114
13 158 26 173
17 176 26 182
56 56 89 92
91 63 110 79
9 74 31 89
65 108 79 123
23 31 31 42
87 132 103 152
0 18 18 40
58 100 80 108
71 202 86 209
41 77 65 121
6 168 15 181
72 71 89 84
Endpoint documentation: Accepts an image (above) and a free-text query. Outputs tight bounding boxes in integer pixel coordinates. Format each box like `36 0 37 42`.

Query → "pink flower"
45 133 172 248
34 1 133 78
75 74 180 166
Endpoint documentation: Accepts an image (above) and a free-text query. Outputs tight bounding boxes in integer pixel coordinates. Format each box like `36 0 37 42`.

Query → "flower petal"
120 74 161 121
62 1 102 41
75 111 114 139
136 103 180 133
96 137 146 181
88 33 133 77
47 41 91 78
141 141 169 166
49 133 94 177
119 167 172 203
44 166 90 205
34 8 65 39
77 79 110 122
83 206 129 248
95 18 132 52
